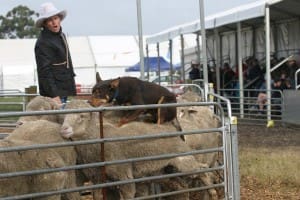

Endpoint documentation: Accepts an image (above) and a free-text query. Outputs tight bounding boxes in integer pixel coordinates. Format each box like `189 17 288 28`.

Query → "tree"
0 5 40 39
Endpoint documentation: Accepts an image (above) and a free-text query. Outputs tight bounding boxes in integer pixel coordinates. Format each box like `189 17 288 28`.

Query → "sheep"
60 99 218 200
102 91 222 167
177 91 224 197
13 95 89 199
84 104 192 199
16 96 62 127
177 91 222 167
177 89 202 102
3 120 80 200
0 138 68 200
99 92 222 198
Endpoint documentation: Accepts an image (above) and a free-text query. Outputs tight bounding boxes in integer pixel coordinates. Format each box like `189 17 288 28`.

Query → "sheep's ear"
96 72 102 83
110 78 120 88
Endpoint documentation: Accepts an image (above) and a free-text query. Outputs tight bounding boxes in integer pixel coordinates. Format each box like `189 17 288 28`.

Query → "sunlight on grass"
239 146 300 186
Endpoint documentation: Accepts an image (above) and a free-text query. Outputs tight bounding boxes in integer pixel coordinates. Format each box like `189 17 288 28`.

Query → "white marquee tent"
0 36 141 91
0 34 197 91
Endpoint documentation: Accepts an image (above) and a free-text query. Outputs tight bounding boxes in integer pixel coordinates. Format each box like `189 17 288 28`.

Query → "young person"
34 2 76 105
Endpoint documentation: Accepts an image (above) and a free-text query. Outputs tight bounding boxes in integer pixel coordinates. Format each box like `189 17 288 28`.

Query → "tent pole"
265 4 271 122
169 39 173 83
214 28 220 96
146 44 150 80
199 0 208 101
180 34 185 82
237 22 244 119
136 0 145 80
157 43 161 85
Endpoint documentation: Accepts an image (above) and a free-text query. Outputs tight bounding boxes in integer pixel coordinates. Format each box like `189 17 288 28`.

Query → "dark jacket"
35 28 76 98
189 67 201 80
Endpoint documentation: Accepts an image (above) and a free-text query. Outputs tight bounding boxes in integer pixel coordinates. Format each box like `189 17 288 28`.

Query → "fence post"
230 116 240 200
25 86 37 103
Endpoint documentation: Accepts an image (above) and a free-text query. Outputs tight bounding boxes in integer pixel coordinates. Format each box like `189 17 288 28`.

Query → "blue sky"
0 0 258 36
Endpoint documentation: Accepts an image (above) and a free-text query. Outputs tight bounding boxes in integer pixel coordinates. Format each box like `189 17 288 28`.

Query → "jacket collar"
42 27 62 36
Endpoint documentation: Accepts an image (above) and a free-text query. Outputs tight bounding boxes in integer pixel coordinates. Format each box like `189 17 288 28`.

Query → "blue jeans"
60 96 68 103
60 97 67 109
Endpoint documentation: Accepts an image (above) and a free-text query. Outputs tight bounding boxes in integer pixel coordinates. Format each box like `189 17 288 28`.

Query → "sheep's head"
16 96 61 127
177 90 201 102
27 96 61 110
60 100 98 140
177 106 198 119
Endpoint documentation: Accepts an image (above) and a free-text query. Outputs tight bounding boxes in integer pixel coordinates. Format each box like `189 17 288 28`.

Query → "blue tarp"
125 57 180 72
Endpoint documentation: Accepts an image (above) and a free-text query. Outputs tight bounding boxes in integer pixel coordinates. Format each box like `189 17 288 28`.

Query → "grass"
0 97 25 112
240 147 300 184
239 146 300 199
0 97 26 121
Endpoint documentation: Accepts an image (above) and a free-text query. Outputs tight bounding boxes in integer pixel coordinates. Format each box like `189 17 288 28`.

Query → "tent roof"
146 0 300 44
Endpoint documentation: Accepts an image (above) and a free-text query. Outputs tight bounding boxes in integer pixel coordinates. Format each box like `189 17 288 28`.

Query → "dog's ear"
96 72 102 83
110 78 120 88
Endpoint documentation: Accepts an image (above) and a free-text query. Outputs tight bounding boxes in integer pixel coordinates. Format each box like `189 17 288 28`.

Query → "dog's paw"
117 118 128 127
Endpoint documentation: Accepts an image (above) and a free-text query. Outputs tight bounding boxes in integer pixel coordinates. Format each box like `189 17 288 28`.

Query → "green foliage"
0 5 40 39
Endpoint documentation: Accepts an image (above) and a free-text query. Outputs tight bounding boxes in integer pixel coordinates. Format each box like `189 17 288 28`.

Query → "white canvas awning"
146 0 300 44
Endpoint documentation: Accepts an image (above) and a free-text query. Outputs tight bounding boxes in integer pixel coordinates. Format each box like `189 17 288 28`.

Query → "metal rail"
0 100 238 200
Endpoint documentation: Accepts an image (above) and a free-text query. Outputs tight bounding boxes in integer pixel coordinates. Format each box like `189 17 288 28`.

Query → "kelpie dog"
89 73 183 138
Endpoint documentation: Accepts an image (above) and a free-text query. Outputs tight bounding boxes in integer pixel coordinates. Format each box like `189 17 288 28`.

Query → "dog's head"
89 72 120 107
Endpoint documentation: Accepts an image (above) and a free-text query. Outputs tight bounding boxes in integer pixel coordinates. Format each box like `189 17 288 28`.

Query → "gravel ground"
237 123 300 148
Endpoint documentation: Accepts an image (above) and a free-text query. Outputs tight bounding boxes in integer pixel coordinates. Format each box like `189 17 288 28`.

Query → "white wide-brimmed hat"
35 2 67 28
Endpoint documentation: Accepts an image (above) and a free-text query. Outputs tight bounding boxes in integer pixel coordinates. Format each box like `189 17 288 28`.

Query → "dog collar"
111 89 119 103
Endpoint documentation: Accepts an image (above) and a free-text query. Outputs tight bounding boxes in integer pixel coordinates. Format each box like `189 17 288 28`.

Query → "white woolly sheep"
177 89 202 102
0 138 68 200
16 96 62 127
177 91 222 168
3 120 80 200
60 99 218 200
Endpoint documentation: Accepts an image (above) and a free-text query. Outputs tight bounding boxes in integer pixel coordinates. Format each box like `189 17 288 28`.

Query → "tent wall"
220 32 236 67
241 28 254 61
146 0 300 73
203 18 300 68
276 19 300 59
206 36 215 66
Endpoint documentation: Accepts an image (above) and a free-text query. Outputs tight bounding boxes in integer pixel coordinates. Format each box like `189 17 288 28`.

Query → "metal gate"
0 93 240 200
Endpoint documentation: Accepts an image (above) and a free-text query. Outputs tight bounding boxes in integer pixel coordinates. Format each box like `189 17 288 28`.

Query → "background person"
34 2 76 105
189 60 201 81
256 78 282 114
222 62 235 89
